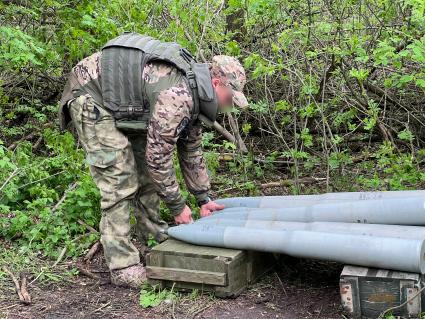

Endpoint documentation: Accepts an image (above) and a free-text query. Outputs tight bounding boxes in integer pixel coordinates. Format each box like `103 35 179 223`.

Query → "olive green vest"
100 32 218 130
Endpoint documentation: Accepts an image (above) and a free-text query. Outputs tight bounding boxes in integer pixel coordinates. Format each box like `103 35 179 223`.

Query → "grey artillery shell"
208 196 425 225
167 224 425 274
215 190 425 208
196 219 425 240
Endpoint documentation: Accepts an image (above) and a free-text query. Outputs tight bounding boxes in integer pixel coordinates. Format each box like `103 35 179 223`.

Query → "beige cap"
210 55 249 108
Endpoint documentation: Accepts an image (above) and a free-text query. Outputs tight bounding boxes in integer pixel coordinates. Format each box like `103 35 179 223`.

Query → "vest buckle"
186 70 197 89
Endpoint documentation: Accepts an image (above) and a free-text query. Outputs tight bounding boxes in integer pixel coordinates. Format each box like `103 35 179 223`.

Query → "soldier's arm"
177 124 210 204
145 84 193 216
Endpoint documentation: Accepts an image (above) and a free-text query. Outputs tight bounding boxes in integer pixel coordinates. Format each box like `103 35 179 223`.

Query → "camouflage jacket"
60 52 210 215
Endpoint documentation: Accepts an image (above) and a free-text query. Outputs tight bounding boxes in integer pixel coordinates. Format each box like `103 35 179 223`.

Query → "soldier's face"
212 78 233 111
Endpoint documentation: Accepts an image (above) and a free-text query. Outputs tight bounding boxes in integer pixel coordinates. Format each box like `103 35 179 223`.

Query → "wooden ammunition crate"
340 265 424 318
146 239 275 297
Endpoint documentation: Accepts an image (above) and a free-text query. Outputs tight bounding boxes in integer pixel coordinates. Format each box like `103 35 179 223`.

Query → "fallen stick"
76 265 110 285
216 152 294 165
84 241 100 261
88 301 111 315
216 177 326 194
76 266 102 280
52 246 68 268
53 232 93 267
0 304 19 311
2 267 24 302
260 177 326 189
19 273 31 304
77 219 98 234
227 113 248 153
198 114 248 153
2 267 31 304
7 132 37 151
0 168 19 193
51 182 78 213
189 302 214 319
53 221 99 268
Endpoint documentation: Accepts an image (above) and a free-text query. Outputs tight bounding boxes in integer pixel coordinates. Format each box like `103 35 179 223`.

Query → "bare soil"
0 245 343 319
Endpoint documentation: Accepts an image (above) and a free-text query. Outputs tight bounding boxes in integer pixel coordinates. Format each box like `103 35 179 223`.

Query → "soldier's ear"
211 78 220 88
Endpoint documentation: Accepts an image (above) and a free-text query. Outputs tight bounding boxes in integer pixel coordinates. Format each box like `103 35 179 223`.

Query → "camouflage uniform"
143 62 210 213
63 53 209 270
61 50 248 271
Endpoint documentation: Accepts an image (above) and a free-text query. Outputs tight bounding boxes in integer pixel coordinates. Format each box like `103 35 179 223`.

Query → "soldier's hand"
200 201 225 218
174 205 194 225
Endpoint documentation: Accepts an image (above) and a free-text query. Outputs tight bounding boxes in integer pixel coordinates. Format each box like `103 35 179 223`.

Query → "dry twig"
84 241 100 261
2 267 31 304
51 182 78 213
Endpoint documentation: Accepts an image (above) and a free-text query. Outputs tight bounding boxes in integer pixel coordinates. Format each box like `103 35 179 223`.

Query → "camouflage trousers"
68 94 168 271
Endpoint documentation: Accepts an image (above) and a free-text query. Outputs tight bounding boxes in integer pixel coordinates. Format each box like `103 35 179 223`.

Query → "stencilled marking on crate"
366 293 397 303
341 266 424 318
361 279 401 317
362 280 400 302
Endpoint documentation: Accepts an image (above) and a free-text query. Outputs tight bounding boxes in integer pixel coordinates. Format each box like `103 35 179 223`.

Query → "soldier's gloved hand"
200 201 225 218
174 205 194 225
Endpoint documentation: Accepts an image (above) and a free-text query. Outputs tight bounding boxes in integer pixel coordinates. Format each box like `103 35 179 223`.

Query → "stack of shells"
167 191 425 273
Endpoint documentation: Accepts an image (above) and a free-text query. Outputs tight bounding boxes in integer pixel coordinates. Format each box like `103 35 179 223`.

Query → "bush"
0 0 424 259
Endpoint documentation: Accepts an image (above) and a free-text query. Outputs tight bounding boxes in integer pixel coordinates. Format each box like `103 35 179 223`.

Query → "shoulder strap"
186 70 200 125
190 63 218 126
179 49 201 124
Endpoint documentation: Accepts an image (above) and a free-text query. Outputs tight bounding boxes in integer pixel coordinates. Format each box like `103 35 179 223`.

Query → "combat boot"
110 264 147 289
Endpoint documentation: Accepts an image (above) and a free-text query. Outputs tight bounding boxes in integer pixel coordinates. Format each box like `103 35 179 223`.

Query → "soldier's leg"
128 132 169 244
68 94 140 270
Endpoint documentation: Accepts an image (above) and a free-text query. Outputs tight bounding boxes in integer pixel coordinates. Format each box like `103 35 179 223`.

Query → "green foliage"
139 285 177 308
0 26 57 69
0 248 77 286
0 130 100 258
359 143 425 190
398 129 415 142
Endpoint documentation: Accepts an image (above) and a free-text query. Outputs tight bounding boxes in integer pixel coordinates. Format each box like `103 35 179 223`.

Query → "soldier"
59 33 249 288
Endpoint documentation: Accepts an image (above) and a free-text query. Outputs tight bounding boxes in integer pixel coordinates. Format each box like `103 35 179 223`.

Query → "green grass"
0 242 78 288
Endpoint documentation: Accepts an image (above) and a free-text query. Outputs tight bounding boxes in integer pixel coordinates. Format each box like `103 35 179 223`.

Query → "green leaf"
139 288 175 308
349 68 369 82
415 79 425 89
398 75 414 85
397 129 415 142
275 100 292 112
242 123 252 134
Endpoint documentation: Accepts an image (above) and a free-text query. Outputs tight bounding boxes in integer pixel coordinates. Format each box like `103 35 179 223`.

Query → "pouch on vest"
113 106 150 132
115 111 150 132
191 63 218 126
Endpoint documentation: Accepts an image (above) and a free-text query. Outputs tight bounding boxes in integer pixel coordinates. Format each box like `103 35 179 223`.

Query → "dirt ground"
0 244 344 319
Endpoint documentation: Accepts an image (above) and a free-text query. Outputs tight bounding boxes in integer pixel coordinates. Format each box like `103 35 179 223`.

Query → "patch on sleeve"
175 116 190 137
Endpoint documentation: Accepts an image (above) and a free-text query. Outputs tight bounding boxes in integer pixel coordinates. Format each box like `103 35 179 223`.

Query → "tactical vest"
100 32 218 130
